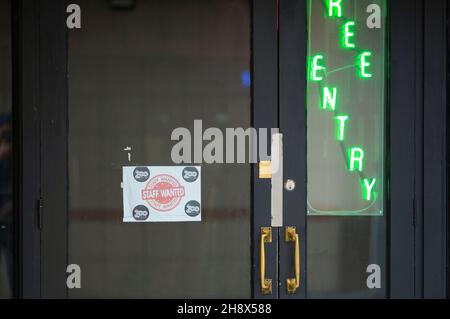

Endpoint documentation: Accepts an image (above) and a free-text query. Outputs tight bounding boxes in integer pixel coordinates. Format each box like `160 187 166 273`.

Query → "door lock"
284 179 296 191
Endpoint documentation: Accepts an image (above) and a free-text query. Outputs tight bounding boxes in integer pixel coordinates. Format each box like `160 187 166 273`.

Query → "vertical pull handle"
260 227 273 295
286 226 300 294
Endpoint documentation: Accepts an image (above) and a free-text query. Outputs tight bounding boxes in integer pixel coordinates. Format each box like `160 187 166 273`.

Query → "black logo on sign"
184 200 201 217
133 205 150 221
133 167 150 182
182 167 199 183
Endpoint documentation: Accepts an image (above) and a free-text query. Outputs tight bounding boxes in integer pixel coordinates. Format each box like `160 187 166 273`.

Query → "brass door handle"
286 226 300 294
260 227 272 295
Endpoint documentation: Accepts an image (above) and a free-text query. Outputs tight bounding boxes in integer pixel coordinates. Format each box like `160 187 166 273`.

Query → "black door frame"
13 0 41 298
390 0 424 298
390 0 449 298
423 0 448 299
14 0 68 298
278 0 307 299
252 0 280 299
12 0 448 299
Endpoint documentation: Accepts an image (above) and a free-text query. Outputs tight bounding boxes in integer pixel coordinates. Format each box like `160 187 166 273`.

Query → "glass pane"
306 0 387 298
0 0 12 299
68 0 251 298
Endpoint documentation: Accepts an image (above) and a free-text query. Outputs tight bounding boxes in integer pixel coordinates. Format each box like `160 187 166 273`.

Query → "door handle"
260 227 272 295
285 226 300 294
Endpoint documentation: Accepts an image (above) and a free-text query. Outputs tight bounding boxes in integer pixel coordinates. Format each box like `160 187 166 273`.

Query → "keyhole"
285 179 296 191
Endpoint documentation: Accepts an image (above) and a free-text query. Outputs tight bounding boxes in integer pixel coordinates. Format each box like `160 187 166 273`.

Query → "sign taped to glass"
122 166 201 222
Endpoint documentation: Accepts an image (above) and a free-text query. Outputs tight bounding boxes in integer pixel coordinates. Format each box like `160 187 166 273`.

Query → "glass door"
67 0 254 298
305 0 387 298
278 0 419 299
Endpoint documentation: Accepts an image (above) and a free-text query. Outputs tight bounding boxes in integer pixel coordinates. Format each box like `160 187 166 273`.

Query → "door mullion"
278 0 307 299
252 0 279 299
14 0 42 299
39 0 68 299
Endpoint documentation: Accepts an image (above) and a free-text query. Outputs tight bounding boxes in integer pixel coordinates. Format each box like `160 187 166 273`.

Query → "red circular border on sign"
141 174 185 212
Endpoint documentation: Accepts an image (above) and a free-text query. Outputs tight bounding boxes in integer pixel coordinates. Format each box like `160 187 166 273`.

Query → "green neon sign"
362 178 377 201
342 21 356 49
335 115 349 141
307 0 386 216
348 147 364 172
326 0 343 18
309 54 326 81
358 51 373 78
322 87 338 111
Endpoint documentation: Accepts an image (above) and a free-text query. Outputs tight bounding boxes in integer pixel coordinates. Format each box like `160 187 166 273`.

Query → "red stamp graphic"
141 174 185 212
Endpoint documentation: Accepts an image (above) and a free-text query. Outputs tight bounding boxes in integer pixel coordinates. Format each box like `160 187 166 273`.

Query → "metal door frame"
15 0 69 298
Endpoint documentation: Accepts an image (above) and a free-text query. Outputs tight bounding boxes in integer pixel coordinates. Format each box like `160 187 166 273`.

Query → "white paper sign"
122 166 201 223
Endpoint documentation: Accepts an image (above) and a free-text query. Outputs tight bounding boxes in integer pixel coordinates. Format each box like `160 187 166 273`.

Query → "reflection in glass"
0 0 13 299
306 0 387 298
68 0 251 298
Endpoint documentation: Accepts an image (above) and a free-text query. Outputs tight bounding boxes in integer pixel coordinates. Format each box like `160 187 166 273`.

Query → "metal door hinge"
37 198 44 230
